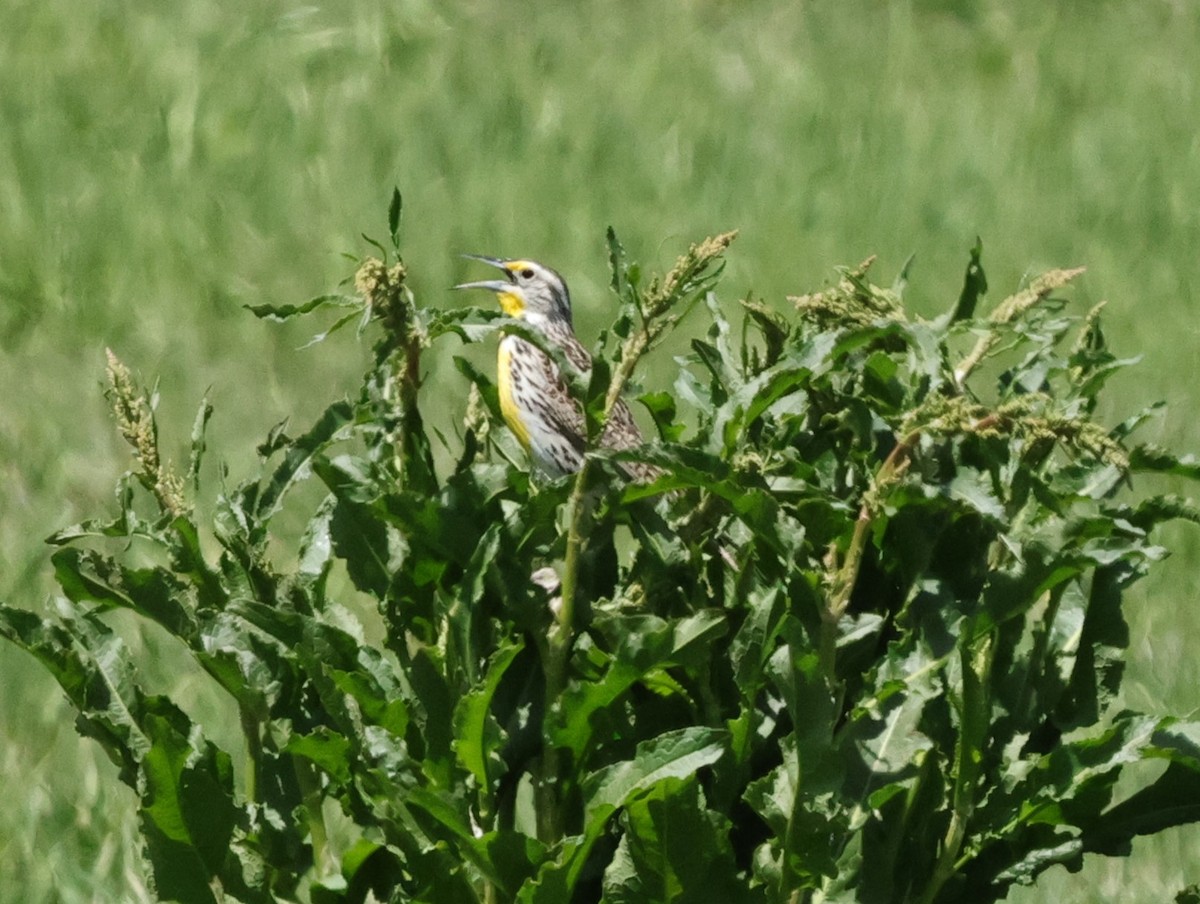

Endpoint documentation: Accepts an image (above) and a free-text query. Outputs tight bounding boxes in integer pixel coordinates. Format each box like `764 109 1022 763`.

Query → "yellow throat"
496 290 524 318
492 270 531 449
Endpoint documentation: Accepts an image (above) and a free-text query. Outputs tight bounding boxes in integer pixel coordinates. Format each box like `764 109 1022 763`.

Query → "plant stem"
822 429 920 681
535 459 591 843
916 629 994 904
821 412 1003 683
295 758 331 875
953 268 1084 386
605 331 648 416
537 314 658 843
556 316 654 646
239 704 261 807
780 766 809 904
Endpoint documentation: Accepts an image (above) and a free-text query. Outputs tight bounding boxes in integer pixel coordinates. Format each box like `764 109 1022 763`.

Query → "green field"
2 2 1199 900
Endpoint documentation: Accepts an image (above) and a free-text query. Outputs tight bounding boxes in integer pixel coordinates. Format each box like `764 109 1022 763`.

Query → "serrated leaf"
428 305 506 342
244 293 360 321
947 470 1007 522
0 603 241 901
0 602 150 782
51 547 196 638
1129 444 1200 480
253 400 355 521
286 727 352 786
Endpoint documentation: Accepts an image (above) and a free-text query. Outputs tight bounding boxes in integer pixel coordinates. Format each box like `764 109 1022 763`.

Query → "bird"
454 256 662 483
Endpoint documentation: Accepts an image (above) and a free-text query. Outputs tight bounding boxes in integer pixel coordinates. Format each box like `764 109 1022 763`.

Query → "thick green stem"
557 469 591 660
239 705 261 807
537 316 655 843
535 459 593 843
535 245 716 839
779 767 809 904
557 316 650 651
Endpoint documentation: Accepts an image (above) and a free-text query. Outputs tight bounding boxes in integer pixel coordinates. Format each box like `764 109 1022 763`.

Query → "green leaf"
1058 564 1132 729
244 293 360 321
409 646 456 784
187 394 213 493
950 237 987 322
742 738 798 839
740 295 790 372
946 470 1007 522
312 840 405 904
607 225 628 295
583 727 727 830
298 308 364 349
286 728 353 786
388 186 403 248
554 611 724 763
454 638 526 789
1128 444 1200 480
729 584 785 694
602 777 762 904
139 699 239 901
0 602 241 902
1080 719 1200 854
325 490 403 599
515 836 590 903
0 602 150 783
428 305 506 342
253 400 355 522
475 830 549 900
891 253 916 299
961 715 1200 896
405 787 548 895
51 547 197 638
638 390 685 443
191 609 286 714
1177 885 1200 904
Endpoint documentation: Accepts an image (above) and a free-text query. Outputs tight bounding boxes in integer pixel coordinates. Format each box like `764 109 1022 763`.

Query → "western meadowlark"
455 256 661 483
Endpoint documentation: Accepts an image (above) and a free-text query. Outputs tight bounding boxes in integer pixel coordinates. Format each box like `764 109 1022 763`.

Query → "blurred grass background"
2 1 1198 900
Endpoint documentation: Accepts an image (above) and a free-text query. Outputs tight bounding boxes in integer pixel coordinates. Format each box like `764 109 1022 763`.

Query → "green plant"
5 196 1200 903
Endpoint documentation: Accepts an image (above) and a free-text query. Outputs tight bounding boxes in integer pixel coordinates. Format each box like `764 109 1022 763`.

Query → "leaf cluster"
4 199 1200 903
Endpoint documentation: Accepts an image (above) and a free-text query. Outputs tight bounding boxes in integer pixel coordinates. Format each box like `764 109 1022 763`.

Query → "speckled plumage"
456 257 661 483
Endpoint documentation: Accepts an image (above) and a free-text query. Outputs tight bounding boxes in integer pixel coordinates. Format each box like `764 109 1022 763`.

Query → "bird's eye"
520 268 535 280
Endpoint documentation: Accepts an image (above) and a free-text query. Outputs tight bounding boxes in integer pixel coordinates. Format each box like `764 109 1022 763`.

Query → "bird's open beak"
453 279 512 293
454 254 516 293
461 253 509 270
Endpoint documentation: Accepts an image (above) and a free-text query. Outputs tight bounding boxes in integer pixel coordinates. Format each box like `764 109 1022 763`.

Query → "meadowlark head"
455 255 573 329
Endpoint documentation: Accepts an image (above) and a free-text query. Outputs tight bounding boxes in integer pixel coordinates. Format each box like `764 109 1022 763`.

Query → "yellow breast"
497 338 530 450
